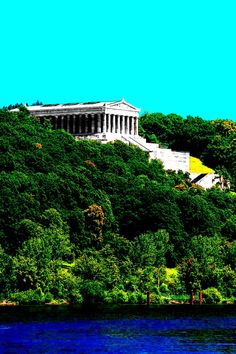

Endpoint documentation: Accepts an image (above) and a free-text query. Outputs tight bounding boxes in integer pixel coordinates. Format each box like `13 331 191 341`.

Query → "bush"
104 288 131 303
103 292 113 304
151 293 169 304
44 292 54 303
10 288 45 304
68 291 83 304
80 280 105 303
111 288 129 303
159 283 170 294
165 268 183 294
202 287 223 304
128 291 147 304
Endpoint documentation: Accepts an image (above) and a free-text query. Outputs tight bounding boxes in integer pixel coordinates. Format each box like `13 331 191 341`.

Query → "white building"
19 99 140 140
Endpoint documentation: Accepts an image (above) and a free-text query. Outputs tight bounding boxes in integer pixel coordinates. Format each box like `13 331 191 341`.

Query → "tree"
178 235 224 292
130 230 170 290
131 230 169 268
83 204 105 244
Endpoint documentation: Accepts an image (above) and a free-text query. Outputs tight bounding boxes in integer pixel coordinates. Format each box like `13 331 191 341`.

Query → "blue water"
0 305 235 353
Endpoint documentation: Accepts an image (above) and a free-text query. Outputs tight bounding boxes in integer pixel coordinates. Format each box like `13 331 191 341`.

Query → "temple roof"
10 99 140 114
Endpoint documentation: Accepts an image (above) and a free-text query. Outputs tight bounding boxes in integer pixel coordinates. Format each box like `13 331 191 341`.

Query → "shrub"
128 291 147 304
10 288 45 304
44 292 54 303
159 283 170 294
202 287 223 304
68 291 83 304
103 292 114 304
80 280 105 303
111 289 129 303
103 288 129 303
151 293 169 304
165 268 183 294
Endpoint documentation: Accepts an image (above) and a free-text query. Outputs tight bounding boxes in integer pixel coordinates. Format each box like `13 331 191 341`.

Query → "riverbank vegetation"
0 107 235 304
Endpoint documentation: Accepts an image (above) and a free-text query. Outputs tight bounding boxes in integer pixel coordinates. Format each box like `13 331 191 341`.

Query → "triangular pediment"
107 99 140 112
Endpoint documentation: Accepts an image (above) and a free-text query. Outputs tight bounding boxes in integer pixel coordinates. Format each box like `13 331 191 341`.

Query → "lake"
0 304 235 353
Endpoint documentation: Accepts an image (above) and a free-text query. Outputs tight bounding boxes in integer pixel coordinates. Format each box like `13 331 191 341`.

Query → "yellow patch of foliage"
84 160 96 168
190 156 214 174
83 204 105 242
174 184 186 190
165 268 179 285
35 143 42 149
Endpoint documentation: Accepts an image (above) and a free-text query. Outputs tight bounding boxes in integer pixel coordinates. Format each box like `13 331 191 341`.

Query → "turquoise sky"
1 0 236 120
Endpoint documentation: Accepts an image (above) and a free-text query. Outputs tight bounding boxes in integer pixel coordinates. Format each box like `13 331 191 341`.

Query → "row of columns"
41 113 139 136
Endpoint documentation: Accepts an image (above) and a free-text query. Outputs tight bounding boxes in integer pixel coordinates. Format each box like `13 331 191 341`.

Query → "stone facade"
19 99 140 141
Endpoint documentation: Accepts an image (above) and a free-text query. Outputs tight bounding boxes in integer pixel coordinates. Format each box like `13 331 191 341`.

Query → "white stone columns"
85 114 89 133
121 115 125 135
131 117 135 135
125 116 129 134
97 114 101 133
72 115 76 134
117 115 121 134
102 113 106 133
78 114 82 133
107 114 111 133
127 116 130 134
128 116 131 134
55 115 58 129
135 117 139 135
61 116 64 129
91 114 95 133
66 115 70 132
49 109 139 136
112 114 116 133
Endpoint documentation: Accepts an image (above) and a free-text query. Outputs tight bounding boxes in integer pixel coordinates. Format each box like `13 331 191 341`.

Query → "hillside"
0 108 235 304
139 113 236 189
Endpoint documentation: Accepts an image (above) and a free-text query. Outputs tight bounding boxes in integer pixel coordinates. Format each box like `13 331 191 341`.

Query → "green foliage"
202 287 223 304
0 108 235 304
139 112 184 148
151 293 170 304
0 246 16 295
178 235 225 293
130 230 169 268
80 280 105 303
221 215 236 241
10 288 46 305
73 247 120 290
159 283 170 294
104 288 129 303
49 267 82 302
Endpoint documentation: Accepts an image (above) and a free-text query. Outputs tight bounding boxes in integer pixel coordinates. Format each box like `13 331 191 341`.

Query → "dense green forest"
0 107 235 304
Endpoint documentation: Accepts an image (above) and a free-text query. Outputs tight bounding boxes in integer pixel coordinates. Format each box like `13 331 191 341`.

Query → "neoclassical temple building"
11 99 221 188
23 99 140 140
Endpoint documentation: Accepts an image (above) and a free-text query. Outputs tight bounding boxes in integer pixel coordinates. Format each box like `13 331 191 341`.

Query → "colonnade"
40 113 138 136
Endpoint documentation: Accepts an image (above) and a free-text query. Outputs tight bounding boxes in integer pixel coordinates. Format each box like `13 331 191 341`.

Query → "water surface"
0 305 235 353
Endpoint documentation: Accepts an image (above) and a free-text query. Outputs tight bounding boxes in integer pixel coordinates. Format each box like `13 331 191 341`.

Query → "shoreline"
0 300 235 307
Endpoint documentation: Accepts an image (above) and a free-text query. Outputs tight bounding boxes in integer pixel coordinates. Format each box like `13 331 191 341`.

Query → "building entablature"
27 106 105 117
